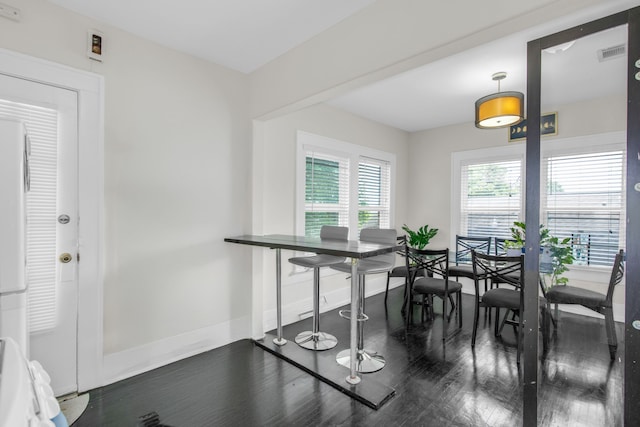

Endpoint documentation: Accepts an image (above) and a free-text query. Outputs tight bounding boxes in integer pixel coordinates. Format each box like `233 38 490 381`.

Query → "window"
543 149 625 267
452 132 626 269
304 152 349 237
297 131 394 238
358 157 391 230
460 158 523 239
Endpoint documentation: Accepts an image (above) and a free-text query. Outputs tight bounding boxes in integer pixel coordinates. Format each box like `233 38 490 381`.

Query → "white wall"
0 0 253 382
258 104 409 329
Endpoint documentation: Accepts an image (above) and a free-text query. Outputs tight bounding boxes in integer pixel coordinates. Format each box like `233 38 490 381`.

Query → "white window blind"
0 100 58 332
358 156 391 232
543 150 625 267
460 159 522 239
304 150 350 237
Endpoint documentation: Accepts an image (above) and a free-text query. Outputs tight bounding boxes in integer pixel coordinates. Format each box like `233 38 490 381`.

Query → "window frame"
296 131 396 239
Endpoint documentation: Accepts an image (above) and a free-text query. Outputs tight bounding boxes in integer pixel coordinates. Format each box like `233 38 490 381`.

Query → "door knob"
59 253 73 263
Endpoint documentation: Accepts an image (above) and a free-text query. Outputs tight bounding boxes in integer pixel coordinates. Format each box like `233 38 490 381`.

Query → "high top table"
224 234 400 409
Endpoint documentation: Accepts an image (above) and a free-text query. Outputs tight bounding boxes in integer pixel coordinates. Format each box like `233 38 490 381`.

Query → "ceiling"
46 0 629 132
46 0 377 73
329 25 628 132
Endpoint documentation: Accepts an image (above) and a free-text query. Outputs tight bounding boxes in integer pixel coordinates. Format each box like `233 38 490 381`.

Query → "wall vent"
597 44 626 62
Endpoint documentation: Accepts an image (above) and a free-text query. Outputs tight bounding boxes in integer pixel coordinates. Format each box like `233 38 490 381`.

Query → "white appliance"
0 118 29 355
0 337 61 427
0 120 65 427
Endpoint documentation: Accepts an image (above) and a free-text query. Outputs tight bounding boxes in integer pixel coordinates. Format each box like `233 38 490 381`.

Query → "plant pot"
506 247 524 256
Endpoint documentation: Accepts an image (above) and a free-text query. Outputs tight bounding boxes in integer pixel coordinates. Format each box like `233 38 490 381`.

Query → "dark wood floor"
74 287 624 427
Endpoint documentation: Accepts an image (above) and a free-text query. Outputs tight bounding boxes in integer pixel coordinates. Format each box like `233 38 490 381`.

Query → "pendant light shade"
475 72 524 129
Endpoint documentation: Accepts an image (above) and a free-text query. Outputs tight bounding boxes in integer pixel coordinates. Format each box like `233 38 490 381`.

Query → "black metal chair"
448 235 492 282
471 250 549 364
544 249 625 360
405 248 463 339
384 235 424 309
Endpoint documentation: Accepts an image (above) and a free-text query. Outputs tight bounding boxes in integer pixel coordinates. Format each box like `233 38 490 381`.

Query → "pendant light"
475 72 524 129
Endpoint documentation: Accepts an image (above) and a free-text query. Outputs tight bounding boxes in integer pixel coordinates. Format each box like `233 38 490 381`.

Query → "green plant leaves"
511 221 575 289
401 224 438 249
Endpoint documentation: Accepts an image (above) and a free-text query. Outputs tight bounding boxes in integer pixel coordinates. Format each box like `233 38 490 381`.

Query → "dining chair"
448 235 492 284
405 247 463 340
331 227 397 373
471 250 549 364
384 235 424 310
544 249 625 360
288 225 348 350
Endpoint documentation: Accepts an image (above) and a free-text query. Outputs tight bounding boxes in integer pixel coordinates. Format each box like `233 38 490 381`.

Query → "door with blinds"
0 73 79 396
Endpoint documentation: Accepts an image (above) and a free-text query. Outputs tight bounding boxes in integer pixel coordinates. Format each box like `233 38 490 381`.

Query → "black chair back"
405 247 449 283
455 235 491 265
471 250 524 292
606 249 625 303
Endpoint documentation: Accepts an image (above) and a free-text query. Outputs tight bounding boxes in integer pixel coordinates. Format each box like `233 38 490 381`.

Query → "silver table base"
336 348 386 373
295 331 338 351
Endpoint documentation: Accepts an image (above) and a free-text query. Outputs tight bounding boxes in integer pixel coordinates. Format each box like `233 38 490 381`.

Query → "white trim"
0 48 105 392
541 131 626 156
103 316 251 386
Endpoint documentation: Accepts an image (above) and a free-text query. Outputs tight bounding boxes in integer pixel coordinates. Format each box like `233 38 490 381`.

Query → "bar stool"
288 225 348 350
330 228 396 373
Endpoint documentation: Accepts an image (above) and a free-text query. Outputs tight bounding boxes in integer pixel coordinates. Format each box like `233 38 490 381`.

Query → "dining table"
224 234 401 409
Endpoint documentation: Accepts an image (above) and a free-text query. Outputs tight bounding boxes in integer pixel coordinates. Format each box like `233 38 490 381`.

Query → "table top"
224 234 401 259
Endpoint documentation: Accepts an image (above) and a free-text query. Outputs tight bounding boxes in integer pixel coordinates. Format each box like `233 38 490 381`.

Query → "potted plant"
540 235 574 289
505 221 527 255
401 224 438 249
506 221 574 288
505 221 550 255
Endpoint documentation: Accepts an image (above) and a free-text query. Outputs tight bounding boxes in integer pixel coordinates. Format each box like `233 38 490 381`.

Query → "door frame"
524 6 640 426
0 48 105 392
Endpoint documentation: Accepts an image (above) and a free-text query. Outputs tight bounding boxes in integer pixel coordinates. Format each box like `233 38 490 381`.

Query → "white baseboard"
102 315 251 386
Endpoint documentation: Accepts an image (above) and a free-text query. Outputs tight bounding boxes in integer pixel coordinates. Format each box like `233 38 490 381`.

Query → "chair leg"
401 275 409 314
457 292 462 328
516 316 522 365
448 293 455 310
541 305 550 355
546 300 557 329
604 306 617 360
472 300 480 347
442 291 447 340
494 308 501 336
384 272 390 306
405 288 413 328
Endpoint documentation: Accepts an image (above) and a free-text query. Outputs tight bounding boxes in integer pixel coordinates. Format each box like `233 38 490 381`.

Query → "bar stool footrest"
338 309 369 322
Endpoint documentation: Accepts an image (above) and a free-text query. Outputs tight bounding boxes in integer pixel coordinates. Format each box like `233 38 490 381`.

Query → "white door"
0 73 79 396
